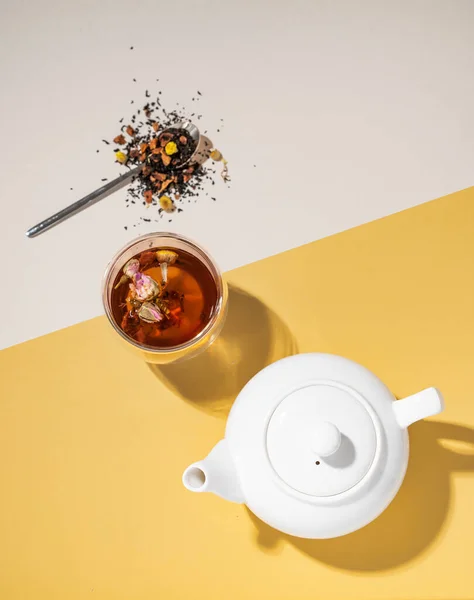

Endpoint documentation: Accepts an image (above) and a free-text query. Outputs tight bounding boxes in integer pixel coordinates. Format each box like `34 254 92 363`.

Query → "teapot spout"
182 440 244 504
393 387 444 428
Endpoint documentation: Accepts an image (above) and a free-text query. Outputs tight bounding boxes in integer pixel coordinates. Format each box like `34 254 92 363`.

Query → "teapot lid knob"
311 421 342 457
266 382 378 497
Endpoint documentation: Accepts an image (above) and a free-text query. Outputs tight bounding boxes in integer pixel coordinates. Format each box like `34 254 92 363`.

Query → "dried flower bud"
123 258 140 278
133 272 160 301
165 141 178 156
115 151 127 164
210 149 222 161
114 258 140 289
159 195 175 213
221 159 230 182
144 190 153 204
138 302 164 323
156 249 178 265
156 249 178 284
114 274 128 290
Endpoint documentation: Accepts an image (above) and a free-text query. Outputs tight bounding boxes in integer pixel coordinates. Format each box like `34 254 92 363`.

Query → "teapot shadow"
324 434 355 468
248 420 474 571
149 285 298 417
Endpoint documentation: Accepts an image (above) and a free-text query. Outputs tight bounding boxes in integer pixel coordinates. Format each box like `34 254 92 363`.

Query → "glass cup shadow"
148 284 298 417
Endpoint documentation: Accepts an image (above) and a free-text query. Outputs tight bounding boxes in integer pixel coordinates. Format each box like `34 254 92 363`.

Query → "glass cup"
102 232 228 364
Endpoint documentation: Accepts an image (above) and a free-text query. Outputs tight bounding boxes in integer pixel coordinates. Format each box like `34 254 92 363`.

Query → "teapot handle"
393 387 444 428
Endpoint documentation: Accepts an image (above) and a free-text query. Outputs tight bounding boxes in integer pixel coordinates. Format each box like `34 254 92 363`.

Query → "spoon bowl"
169 120 201 168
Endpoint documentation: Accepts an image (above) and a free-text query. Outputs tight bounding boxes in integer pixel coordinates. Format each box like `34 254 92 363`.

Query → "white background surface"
1 0 473 349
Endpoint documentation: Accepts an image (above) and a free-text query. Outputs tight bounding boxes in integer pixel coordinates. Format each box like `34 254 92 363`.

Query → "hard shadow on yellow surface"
248 419 474 571
149 285 297 416
1 188 474 599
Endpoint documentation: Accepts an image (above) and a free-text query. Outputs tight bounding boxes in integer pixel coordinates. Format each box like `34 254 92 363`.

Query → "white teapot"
183 354 444 539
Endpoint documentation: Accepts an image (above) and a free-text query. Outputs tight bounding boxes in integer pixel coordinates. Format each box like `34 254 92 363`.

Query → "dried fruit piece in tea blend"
138 251 156 270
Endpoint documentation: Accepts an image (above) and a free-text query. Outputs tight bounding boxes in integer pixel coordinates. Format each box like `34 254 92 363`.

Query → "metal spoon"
25 121 200 238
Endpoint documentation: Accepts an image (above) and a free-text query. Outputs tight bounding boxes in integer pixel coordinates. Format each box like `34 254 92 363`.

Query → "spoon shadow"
149 285 298 417
248 420 474 571
193 135 213 167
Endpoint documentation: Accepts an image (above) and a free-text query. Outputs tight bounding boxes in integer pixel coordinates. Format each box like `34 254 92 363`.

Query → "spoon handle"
25 165 143 238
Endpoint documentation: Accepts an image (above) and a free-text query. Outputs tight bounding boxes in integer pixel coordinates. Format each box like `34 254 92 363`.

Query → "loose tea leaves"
102 88 229 223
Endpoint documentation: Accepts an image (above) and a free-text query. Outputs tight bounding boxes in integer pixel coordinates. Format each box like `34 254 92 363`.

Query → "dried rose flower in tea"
101 90 231 224
111 247 218 348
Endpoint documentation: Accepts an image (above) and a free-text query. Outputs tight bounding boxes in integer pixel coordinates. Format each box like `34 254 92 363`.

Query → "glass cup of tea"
102 232 228 364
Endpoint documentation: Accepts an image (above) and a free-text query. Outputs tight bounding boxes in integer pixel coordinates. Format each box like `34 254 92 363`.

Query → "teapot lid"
266 381 379 497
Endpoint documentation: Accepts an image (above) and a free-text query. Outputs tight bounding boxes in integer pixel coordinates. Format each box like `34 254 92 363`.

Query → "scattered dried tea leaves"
104 88 229 225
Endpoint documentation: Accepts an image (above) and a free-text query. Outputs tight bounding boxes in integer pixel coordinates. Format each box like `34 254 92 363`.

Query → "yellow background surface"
1 188 474 599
